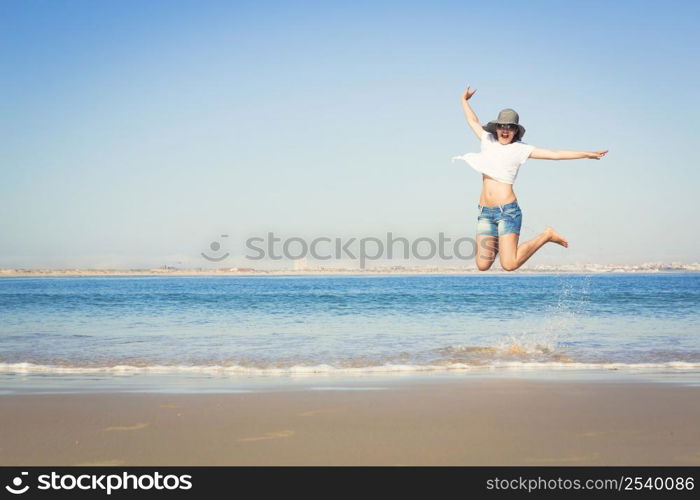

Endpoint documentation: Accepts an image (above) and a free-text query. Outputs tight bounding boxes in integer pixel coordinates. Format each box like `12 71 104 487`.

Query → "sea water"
0 273 698 392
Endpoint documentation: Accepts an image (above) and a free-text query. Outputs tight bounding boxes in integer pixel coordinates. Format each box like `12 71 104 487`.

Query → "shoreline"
3 363 700 392
1 269 698 278
2 377 699 465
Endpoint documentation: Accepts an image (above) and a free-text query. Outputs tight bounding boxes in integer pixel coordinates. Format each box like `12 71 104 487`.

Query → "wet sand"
1 379 699 465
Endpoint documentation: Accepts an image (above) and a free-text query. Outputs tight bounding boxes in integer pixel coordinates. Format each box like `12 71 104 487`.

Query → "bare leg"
498 227 568 271
475 235 498 271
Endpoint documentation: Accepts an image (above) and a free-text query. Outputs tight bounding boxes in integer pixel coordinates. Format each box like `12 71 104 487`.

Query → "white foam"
1 361 699 376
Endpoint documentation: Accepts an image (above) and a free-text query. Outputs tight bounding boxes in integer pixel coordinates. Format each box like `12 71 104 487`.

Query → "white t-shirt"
452 129 536 184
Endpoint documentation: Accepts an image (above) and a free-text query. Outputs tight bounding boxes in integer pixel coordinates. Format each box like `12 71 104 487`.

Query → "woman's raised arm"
461 86 485 140
529 148 609 160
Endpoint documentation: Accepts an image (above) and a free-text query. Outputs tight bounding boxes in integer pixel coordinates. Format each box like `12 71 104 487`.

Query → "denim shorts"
476 201 522 237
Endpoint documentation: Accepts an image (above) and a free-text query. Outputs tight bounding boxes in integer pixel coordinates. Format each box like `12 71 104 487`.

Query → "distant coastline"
1 262 698 277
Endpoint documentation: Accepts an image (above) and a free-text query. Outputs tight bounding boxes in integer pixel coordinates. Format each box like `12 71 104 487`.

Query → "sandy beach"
1 379 699 466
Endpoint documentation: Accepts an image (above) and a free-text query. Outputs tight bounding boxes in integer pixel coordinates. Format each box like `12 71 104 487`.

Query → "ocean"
1 273 699 392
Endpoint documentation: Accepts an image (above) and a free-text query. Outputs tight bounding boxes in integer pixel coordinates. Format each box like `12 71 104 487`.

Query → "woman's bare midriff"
478 174 517 206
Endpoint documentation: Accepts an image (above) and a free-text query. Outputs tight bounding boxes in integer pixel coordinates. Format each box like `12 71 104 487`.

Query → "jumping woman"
453 85 608 272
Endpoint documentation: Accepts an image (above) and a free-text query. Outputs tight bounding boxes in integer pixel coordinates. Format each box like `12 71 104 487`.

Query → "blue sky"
1 0 698 268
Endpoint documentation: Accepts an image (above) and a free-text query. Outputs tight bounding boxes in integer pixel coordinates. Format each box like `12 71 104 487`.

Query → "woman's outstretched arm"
461 86 485 140
530 148 609 160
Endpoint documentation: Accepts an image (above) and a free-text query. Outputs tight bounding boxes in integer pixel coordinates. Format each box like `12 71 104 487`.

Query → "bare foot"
545 226 569 247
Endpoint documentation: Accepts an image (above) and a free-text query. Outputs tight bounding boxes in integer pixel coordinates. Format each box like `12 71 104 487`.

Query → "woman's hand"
462 85 477 101
587 150 609 160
